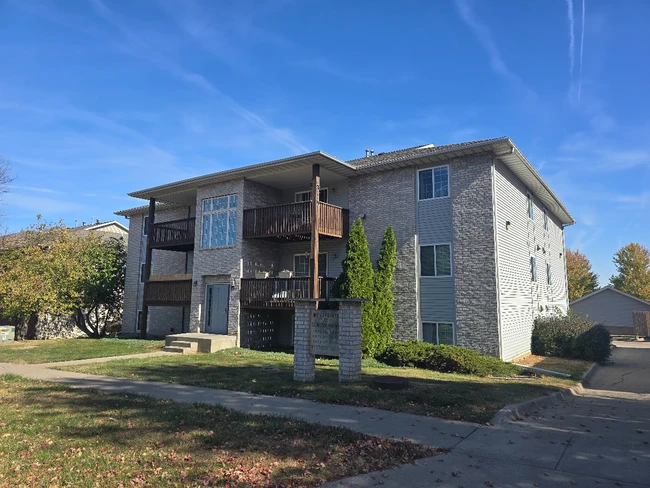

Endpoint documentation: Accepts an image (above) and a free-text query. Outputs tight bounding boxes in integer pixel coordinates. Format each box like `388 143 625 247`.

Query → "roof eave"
127 151 355 201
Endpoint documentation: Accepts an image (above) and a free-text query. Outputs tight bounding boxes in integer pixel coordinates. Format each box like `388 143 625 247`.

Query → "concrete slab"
352 411 477 449
454 423 571 469
558 434 650 485
320 451 649 488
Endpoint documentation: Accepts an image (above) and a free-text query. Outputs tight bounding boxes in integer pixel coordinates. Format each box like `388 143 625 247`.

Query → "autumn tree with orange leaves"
566 249 599 302
610 243 650 301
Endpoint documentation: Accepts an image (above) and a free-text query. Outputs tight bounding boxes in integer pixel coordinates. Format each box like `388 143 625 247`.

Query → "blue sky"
1 0 648 283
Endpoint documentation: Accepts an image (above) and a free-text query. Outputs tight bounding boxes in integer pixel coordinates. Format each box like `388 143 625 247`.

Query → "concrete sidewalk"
0 361 477 450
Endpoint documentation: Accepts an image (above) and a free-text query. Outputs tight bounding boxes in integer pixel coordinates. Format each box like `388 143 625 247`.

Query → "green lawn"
60 348 589 424
0 338 164 364
0 375 432 487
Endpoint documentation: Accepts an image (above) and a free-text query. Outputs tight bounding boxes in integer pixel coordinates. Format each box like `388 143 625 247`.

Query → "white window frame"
531 256 537 282
143 216 149 236
547 262 552 285
543 207 549 232
527 192 534 220
417 164 450 201
295 188 328 203
136 310 142 332
201 194 238 249
422 321 455 345
293 252 328 277
419 243 453 278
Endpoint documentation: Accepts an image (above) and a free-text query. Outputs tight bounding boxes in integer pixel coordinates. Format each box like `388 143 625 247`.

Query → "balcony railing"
240 277 335 308
151 218 195 250
143 275 192 306
243 201 348 241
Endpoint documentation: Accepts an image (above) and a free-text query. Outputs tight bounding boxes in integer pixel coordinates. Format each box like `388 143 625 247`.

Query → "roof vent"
365 149 375 157
416 143 435 150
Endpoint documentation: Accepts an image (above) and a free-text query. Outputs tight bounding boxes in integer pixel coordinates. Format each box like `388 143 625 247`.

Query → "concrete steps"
162 340 198 354
164 333 237 353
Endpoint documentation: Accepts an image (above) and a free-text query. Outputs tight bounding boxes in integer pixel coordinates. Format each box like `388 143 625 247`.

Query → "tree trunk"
25 313 38 340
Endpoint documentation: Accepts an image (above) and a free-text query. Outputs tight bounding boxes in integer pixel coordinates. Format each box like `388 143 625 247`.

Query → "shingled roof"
346 137 508 168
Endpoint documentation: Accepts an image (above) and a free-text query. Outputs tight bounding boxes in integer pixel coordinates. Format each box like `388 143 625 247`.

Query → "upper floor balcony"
143 274 192 307
150 217 196 251
242 201 349 242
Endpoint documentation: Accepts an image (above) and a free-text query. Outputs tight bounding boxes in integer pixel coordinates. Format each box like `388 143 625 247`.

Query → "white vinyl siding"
201 195 238 248
422 322 455 345
494 161 569 361
418 165 449 200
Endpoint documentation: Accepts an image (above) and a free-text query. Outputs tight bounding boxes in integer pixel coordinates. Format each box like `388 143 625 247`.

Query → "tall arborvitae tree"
373 227 397 355
610 243 650 301
566 249 599 302
334 217 375 356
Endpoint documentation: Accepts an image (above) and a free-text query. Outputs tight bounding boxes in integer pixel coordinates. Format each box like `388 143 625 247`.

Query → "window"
136 310 142 332
420 244 452 277
547 262 552 285
418 165 449 200
295 188 328 203
527 192 534 220
140 263 146 283
143 216 149 236
530 256 537 282
423 322 455 345
202 195 238 248
294 253 327 277
543 207 549 231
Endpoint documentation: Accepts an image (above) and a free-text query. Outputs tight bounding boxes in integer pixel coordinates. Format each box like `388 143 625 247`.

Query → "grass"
60 348 585 424
0 338 164 364
0 374 433 488
515 354 593 379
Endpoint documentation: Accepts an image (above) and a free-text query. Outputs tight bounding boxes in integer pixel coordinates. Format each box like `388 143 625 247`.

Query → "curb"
490 361 598 425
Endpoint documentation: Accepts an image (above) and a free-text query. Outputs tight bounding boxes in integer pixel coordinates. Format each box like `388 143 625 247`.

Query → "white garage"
570 286 650 335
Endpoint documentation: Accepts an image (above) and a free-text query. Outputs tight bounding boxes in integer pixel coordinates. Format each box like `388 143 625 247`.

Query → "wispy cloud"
453 0 537 103
566 0 575 78
88 0 308 154
295 57 413 86
578 0 586 101
7 185 63 194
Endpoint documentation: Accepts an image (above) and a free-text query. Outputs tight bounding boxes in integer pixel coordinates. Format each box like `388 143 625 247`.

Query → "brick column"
338 300 362 382
293 300 315 382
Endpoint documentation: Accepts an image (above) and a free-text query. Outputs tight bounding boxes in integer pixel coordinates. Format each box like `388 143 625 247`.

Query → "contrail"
578 0 585 101
566 0 575 77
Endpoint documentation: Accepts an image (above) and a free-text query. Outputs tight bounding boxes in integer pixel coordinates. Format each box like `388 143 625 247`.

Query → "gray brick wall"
122 214 143 336
349 167 418 341
190 180 245 340
451 153 501 357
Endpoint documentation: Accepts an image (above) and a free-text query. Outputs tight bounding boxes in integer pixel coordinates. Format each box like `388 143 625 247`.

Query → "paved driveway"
325 341 650 487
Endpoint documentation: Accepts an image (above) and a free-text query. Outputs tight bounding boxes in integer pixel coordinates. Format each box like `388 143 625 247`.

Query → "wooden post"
310 164 320 303
140 197 156 339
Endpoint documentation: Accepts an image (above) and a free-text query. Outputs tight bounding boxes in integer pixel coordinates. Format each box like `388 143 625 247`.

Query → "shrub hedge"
531 312 611 363
377 341 522 377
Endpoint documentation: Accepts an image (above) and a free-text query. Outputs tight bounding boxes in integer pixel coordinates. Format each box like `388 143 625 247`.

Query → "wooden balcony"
143 275 192 306
240 277 335 309
151 218 195 251
243 201 348 241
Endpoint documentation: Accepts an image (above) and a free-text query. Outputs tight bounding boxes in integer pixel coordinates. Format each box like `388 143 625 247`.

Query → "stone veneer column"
337 300 362 382
293 300 315 382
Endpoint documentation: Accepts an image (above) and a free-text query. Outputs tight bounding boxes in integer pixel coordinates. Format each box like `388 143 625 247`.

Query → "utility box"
0 326 15 342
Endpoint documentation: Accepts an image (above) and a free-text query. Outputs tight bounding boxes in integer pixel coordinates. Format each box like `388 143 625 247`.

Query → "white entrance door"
205 284 229 334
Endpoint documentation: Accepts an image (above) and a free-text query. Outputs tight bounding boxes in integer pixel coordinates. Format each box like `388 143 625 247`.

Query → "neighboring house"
570 286 650 335
116 136 574 360
0 220 129 340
